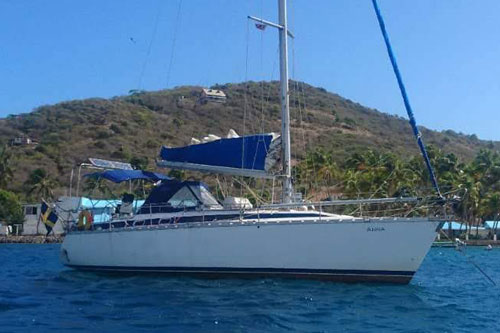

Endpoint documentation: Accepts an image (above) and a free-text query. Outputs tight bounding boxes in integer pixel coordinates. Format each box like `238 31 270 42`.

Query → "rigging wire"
166 0 183 88
244 7 278 201
233 177 267 205
290 0 324 197
259 48 279 201
256 1 269 198
259 0 266 133
288 0 317 198
241 18 251 199
264 47 279 108
262 50 280 201
299 81 323 195
137 0 165 90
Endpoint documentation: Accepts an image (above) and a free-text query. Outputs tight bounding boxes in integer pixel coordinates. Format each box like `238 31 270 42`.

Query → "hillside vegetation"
0 81 498 200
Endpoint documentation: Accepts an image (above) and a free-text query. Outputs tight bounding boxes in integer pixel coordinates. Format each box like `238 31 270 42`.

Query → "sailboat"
60 0 444 283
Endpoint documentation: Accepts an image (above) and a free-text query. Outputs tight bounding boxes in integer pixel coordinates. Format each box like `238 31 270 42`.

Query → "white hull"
61 217 441 283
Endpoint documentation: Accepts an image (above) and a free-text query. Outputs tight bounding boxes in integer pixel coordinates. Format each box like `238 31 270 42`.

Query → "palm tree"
296 146 500 222
343 169 362 197
479 192 500 237
385 158 418 198
315 151 341 186
25 168 58 201
82 177 113 198
295 149 326 191
454 171 481 237
0 145 13 189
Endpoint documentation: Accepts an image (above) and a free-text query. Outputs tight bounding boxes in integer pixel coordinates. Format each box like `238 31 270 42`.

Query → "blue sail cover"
84 170 171 183
159 134 280 178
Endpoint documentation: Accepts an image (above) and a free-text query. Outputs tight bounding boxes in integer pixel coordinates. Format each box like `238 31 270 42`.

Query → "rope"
371 0 442 199
233 177 266 205
441 233 497 286
215 175 227 200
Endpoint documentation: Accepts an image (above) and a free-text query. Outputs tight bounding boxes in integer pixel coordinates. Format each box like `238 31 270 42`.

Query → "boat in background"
60 0 445 283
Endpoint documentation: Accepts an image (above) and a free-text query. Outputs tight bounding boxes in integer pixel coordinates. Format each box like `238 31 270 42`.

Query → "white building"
21 203 65 235
199 88 227 104
11 136 36 146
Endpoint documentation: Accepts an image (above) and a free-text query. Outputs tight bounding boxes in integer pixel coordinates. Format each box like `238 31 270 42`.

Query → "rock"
0 235 63 243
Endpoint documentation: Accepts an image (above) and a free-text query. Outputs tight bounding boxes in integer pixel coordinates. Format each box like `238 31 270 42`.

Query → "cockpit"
138 180 222 214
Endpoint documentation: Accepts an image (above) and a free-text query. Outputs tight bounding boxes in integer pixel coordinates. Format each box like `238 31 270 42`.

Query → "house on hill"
11 136 37 146
199 88 226 104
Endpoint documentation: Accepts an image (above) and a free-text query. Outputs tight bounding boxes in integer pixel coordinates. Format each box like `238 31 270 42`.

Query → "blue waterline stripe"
66 265 415 277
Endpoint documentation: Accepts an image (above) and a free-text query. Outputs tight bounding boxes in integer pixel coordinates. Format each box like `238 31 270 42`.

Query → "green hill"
1 81 498 196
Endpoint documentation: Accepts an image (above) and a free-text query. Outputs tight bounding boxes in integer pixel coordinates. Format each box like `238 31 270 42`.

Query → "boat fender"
77 210 93 230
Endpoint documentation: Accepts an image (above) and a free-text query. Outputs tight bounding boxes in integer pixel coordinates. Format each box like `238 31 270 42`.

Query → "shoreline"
0 235 63 244
432 240 500 247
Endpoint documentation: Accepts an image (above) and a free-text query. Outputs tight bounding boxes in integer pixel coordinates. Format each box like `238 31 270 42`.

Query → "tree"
480 192 500 221
25 168 58 201
168 169 185 181
130 156 149 170
82 177 112 198
0 145 13 189
0 189 24 225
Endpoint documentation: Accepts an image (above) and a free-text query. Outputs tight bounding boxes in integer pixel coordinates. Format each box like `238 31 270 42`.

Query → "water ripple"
1 244 500 332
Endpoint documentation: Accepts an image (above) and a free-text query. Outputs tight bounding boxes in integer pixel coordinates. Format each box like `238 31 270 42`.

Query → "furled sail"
158 132 281 178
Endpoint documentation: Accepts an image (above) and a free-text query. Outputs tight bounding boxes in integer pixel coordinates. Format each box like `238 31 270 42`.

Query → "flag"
40 201 58 236
255 23 266 31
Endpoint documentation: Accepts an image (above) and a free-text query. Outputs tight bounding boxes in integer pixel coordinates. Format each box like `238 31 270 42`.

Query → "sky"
1 0 499 140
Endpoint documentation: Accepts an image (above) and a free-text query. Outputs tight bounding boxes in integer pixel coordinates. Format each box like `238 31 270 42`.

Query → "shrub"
110 124 123 134
95 129 112 139
0 190 24 225
343 117 357 126
130 156 148 170
146 139 159 149
172 118 183 127
94 141 107 149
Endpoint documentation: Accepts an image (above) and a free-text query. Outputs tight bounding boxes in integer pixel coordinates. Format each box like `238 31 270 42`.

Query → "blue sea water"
1 245 499 332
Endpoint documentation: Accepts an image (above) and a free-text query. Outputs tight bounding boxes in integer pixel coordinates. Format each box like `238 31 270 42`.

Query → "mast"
248 0 294 203
278 0 293 203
